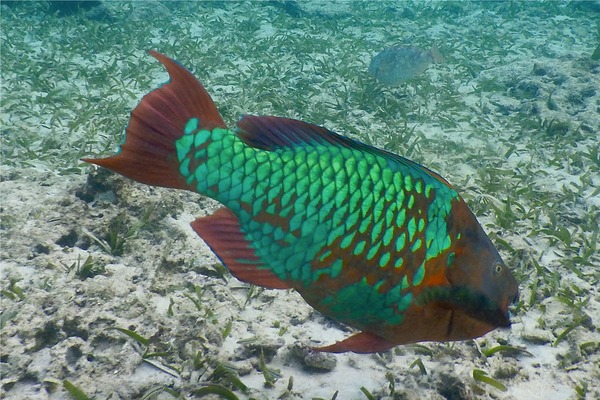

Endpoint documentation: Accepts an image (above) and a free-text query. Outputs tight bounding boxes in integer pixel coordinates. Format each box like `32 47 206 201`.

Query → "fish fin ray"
236 115 340 149
191 208 291 289
236 115 454 189
313 331 395 353
83 50 226 190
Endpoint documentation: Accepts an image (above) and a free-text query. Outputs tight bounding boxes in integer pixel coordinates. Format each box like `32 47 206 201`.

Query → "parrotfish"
368 44 444 86
84 51 518 353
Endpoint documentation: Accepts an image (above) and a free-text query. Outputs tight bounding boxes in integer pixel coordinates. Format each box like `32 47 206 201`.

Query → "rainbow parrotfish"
84 51 519 353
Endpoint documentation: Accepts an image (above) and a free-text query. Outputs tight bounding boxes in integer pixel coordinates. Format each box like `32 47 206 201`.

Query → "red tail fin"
83 51 226 190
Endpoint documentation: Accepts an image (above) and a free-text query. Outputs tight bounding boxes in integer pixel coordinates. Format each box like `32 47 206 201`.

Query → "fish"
368 44 443 86
84 51 519 353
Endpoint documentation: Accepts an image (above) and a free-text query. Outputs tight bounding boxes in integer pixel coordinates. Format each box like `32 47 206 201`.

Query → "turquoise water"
1 2 598 399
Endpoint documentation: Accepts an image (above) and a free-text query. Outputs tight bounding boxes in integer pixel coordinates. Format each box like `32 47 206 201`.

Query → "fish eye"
493 262 503 276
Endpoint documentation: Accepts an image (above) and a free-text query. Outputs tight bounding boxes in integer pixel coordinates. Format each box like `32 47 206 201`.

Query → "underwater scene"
1 1 599 399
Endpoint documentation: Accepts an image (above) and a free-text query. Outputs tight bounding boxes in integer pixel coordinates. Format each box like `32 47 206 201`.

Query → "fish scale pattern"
175 117 460 327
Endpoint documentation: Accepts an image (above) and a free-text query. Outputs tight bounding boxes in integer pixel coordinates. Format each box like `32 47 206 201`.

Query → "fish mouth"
499 289 520 328
492 288 519 328
509 289 520 307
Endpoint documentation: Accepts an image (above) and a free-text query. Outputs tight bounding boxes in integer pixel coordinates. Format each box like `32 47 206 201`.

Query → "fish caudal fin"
82 51 226 190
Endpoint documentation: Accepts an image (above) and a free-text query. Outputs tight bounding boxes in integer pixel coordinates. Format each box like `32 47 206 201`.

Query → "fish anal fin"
313 331 395 354
191 208 290 289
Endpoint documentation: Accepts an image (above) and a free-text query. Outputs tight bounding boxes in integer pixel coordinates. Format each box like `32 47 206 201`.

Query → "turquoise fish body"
86 52 519 353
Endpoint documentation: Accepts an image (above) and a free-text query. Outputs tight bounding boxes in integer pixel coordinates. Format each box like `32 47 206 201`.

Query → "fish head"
369 198 520 347
437 202 519 337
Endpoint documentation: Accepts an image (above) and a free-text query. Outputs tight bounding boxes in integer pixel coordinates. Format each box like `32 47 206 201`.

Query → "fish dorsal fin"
236 115 454 189
236 115 343 149
191 208 291 289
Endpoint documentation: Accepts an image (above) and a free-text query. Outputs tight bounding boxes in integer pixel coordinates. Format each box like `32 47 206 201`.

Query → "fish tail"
82 51 226 190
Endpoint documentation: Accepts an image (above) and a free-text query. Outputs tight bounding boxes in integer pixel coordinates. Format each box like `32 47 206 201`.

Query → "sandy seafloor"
1 1 599 399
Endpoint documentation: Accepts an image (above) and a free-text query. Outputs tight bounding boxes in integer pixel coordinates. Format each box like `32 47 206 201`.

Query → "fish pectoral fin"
191 207 291 289
313 331 395 354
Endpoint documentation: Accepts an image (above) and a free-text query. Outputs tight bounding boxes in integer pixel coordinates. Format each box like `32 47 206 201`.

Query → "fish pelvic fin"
314 331 395 354
83 51 226 190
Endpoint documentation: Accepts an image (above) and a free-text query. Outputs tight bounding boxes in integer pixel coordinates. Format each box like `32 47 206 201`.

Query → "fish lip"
501 295 520 327
496 289 519 328
510 289 520 305
495 297 515 328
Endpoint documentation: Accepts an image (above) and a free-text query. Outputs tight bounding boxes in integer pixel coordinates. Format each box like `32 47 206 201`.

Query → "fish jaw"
442 307 505 341
312 306 501 354
311 284 512 354
374 303 502 349
394 289 509 343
